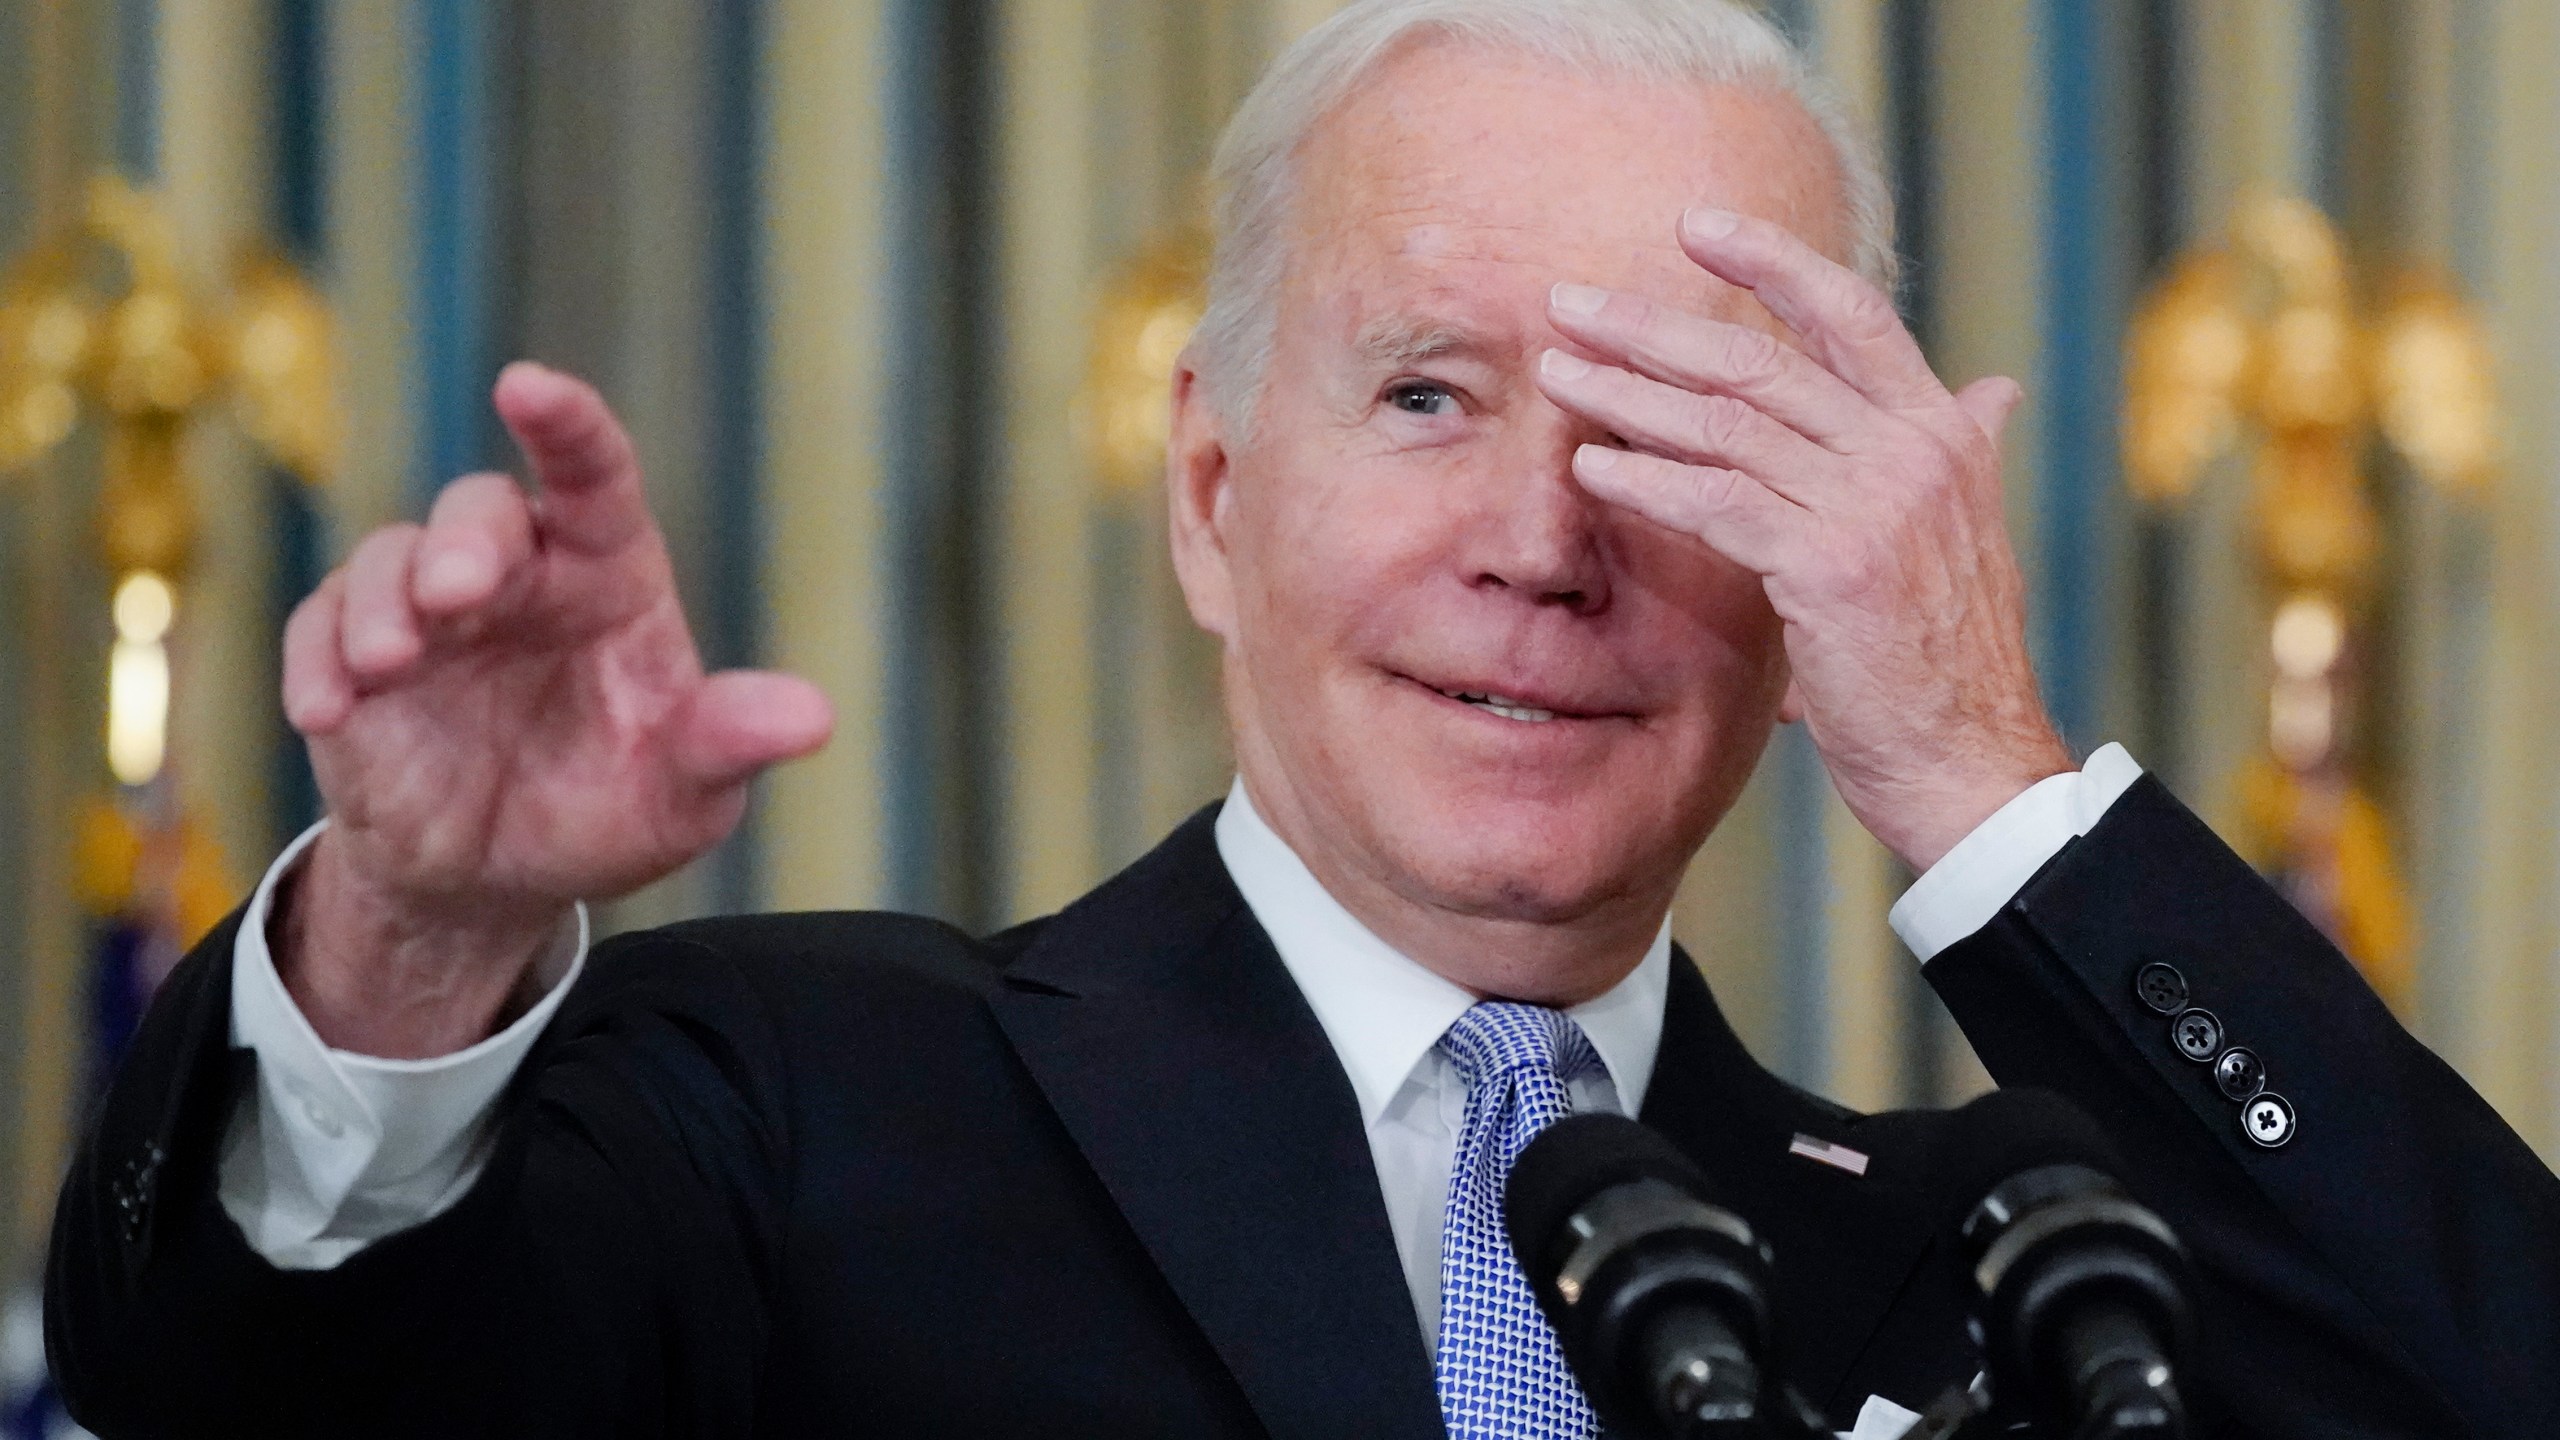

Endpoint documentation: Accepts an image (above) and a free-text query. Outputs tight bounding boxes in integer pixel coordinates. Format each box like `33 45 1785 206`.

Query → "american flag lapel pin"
1788 1132 1870 1176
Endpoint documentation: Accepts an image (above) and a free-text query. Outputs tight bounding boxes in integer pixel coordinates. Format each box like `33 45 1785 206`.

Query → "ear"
1166 357 1240 642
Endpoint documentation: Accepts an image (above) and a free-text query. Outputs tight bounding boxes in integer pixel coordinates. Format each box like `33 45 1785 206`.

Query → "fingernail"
1575 444 1619 475
1540 348 1593 381
1683 207 1740 241
420 548 492 596
353 626 413 670
1550 282 1609 317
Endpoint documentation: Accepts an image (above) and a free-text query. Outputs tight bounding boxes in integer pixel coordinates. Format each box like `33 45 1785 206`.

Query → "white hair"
1189 0 1898 433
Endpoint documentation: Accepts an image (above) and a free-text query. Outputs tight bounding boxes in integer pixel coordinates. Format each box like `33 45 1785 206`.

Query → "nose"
1464 404 1615 615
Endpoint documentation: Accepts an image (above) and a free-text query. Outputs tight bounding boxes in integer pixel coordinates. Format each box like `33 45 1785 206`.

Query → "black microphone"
1505 1113 1813 1439
1934 1088 2196 1440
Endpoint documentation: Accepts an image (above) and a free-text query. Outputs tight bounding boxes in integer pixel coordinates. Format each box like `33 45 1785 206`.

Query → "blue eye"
1386 381 1460 417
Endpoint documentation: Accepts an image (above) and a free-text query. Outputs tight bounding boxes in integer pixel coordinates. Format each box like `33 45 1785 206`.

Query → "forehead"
1289 38 1849 319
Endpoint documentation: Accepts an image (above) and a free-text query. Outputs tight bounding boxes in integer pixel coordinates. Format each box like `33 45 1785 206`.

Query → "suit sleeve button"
2242 1093 2296 1148
2170 1007 2224 1061
2213 1046 2266 1100
2135 962 2190 1015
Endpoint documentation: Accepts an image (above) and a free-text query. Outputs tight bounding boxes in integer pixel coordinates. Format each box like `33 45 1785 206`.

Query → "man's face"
1170 41 1854 984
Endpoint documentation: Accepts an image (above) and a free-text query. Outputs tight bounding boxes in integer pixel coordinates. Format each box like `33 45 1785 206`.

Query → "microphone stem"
1640 1305 1770 1439
2056 1307 2183 1440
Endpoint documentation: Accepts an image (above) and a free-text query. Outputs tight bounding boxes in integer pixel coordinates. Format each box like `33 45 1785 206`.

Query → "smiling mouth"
1430 686 1560 724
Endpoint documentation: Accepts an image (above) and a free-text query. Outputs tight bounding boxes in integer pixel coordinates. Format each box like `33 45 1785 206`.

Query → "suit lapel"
991 807 1444 1440
1640 953 1954 1413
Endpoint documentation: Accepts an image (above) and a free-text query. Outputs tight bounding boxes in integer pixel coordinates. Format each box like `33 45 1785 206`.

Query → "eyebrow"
1351 313 1506 369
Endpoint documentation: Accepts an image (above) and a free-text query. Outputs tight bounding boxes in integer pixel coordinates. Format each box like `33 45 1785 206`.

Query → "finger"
1538 349 1844 504
1954 375 2025 443
282 571 356 734
1547 283 1876 449
1571 443 1803 576
665 671 836 792
491 361 653 557
1677 207 1944 411
340 524 427 684
414 472 537 618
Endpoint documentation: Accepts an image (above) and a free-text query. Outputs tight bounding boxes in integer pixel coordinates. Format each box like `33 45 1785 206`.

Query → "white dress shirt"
217 824 588 1269
217 743 2147 1294
1889 743 2145 961
1212 780 1670 1344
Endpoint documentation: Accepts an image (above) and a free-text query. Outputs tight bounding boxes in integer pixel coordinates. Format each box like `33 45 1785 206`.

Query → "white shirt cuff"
1888 743 2145 963
217 820 588 1269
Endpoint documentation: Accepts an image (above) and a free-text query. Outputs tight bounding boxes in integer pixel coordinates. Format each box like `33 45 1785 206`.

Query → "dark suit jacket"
45 779 2557 1436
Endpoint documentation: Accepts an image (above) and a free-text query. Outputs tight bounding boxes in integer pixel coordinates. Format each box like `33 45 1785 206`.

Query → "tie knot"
1438 1001 1601 1090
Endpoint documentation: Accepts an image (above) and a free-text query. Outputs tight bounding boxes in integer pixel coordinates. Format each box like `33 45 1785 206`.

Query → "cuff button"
302 1096 345 1139
2243 1093 2297 1149
2170 1007 2224 1062
2213 1046 2266 1101
2135 962 2190 1015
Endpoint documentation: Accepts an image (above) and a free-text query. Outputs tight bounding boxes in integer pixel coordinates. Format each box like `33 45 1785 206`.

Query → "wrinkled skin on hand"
1533 207 2070 874
277 363 831 1056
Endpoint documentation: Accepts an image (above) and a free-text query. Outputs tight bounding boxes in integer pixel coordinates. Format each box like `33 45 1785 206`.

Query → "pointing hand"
277 363 832 1055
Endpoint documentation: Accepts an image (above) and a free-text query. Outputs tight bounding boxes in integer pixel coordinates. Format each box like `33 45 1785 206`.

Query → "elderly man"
47 1 2554 1436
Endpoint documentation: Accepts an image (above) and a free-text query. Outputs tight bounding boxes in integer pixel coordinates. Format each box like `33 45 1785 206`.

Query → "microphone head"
1504 1113 1718 1290
1506 1114 1777 1439
1932 1088 2195 1440
1926 1086 2132 1251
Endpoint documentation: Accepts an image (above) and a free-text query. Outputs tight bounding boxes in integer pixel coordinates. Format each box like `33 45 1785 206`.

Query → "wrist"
275 830 569 1059
1874 730 2076 874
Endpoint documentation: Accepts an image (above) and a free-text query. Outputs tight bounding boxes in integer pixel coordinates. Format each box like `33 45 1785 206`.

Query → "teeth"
1445 688 1556 723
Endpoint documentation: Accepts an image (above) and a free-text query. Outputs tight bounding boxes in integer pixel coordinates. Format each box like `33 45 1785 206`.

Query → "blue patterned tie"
1434 1002 1605 1439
